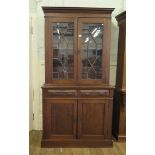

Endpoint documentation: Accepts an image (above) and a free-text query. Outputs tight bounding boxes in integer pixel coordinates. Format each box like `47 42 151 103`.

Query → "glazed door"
44 99 77 139
78 18 110 84
77 99 112 140
45 18 77 84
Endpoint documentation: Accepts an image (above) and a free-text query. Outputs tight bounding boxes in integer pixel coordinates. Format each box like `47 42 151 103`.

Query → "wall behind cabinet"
29 0 126 130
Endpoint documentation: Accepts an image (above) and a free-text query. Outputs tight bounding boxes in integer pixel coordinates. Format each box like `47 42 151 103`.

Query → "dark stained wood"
116 11 126 25
41 139 113 148
113 90 126 142
115 25 126 89
44 13 113 19
42 84 114 89
79 89 110 97
42 7 114 147
43 99 77 139
78 99 107 140
112 11 126 142
45 17 50 83
104 18 111 84
42 7 114 14
106 100 113 139
30 130 126 152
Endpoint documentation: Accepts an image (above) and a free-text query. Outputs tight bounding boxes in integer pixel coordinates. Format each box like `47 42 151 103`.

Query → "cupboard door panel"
46 99 77 139
78 99 108 139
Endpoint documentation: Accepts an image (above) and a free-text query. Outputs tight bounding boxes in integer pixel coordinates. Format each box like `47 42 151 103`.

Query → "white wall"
29 0 126 130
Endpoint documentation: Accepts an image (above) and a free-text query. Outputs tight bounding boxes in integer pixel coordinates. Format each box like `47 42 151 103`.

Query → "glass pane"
52 22 74 80
81 23 103 79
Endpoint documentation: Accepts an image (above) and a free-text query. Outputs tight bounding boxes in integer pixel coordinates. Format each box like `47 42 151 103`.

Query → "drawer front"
79 90 109 97
44 89 77 97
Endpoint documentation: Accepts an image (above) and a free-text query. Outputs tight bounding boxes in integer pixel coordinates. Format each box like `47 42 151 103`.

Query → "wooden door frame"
45 17 78 84
77 18 110 84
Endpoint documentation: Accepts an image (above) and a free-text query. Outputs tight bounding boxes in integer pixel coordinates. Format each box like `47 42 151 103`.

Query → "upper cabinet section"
42 7 114 85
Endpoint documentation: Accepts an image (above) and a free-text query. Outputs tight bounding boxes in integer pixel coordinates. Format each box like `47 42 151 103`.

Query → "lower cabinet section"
42 87 114 147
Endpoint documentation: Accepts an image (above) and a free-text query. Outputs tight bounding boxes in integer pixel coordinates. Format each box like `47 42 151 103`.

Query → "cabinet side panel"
45 17 51 83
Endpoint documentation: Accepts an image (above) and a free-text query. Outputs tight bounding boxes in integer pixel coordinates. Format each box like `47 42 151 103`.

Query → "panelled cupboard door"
45 18 77 84
77 18 110 84
78 99 112 140
45 99 77 139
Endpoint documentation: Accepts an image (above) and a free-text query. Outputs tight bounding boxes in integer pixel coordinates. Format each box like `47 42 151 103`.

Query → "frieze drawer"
44 89 77 97
79 90 109 97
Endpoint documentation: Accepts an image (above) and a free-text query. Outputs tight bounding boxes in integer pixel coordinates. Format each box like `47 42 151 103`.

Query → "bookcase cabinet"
41 7 114 147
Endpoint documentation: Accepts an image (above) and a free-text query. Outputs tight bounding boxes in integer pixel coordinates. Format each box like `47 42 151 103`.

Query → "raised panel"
78 99 108 139
46 99 77 139
82 103 104 134
51 104 73 134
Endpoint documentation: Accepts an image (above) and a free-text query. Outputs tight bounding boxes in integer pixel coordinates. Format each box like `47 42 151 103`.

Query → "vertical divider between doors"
77 18 81 84
74 17 78 83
